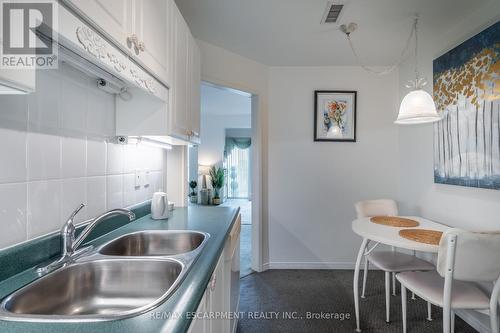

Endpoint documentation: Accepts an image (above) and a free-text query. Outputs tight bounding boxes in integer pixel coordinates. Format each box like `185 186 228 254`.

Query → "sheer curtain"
224 137 251 199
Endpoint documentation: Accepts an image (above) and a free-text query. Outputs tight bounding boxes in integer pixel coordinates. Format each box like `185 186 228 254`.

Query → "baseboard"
263 262 359 270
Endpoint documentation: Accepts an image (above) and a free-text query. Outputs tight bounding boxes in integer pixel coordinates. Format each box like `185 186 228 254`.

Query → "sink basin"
1 259 183 320
98 230 207 256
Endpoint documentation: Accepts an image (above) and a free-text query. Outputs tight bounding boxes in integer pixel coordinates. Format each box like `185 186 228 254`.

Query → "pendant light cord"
414 16 419 81
345 16 418 76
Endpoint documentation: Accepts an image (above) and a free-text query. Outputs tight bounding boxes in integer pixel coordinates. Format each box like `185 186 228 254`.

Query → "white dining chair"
355 199 435 323
397 229 500 333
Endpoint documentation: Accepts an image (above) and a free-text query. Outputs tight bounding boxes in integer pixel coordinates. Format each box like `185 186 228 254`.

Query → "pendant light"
395 16 441 125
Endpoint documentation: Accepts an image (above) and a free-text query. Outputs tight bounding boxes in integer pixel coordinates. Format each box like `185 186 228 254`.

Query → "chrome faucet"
38 204 136 274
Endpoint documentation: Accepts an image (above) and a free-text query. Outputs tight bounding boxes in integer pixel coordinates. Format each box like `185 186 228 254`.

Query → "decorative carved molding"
130 68 157 95
107 52 127 72
76 26 107 60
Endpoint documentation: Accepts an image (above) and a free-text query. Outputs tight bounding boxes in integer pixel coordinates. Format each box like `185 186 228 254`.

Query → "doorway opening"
189 81 255 278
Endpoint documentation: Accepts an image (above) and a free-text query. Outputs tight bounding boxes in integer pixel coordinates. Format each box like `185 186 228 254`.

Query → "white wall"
398 6 500 230
267 66 400 268
199 114 251 167
0 64 165 249
198 40 268 269
397 4 500 331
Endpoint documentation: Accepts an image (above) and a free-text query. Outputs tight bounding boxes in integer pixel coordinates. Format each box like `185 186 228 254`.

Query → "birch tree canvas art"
433 21 500 190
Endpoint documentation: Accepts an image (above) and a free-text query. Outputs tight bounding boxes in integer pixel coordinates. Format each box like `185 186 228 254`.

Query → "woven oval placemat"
399 229 443 245
370 216 419 228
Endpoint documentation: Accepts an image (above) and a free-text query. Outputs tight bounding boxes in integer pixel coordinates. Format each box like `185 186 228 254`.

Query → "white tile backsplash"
0 129 26 184
0 183 27 248
62 137 87 178
106 175 123 210
27 70 60 135
86 139 107 176
122 174 137 208
0 67 167 249
61 178 87 224
86 176 106 220
27 132 61 181
60 71 88 137
27 180 62 239
0 95 28 131
107 143 124 175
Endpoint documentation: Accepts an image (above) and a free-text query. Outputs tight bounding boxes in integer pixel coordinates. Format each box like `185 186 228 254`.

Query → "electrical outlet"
134 169 142 188
144 169 150 187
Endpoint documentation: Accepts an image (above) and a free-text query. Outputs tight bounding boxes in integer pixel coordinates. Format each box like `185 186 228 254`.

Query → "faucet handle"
61 204 85 257
68 203 85 221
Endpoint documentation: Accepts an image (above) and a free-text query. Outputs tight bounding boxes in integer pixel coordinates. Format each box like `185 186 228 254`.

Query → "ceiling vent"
321 2 344 24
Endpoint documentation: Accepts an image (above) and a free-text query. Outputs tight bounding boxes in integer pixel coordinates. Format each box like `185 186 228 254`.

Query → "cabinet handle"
210 274 217 291
127 34 138 49
137 41 146 52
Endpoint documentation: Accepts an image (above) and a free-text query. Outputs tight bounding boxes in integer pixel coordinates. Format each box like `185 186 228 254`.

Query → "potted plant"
209 166 224 205
188 180 198 203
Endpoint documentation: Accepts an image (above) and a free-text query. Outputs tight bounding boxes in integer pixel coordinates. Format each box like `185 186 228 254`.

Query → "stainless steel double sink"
0 230 209 322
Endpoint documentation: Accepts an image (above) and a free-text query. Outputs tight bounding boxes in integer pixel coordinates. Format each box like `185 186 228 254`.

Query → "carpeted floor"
236 269 478 333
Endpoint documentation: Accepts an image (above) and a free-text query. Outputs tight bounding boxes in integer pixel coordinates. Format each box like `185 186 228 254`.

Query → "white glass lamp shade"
395 89 441 125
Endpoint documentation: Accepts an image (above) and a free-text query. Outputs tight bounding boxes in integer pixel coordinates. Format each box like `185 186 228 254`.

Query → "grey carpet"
236 270 477 333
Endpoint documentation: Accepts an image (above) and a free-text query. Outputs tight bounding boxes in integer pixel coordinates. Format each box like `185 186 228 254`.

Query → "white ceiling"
201 83 251 116
175 0 494 66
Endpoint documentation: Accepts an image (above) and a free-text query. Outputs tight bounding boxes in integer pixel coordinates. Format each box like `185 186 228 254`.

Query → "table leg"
354 238 368 332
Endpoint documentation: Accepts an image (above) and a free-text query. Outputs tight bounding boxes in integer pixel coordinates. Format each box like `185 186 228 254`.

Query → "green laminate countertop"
0 206 239 333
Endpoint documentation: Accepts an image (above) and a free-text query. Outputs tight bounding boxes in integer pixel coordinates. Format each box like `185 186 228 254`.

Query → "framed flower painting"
314 90 357 142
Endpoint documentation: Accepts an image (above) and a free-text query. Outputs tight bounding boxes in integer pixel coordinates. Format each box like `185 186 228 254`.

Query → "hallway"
222 199 252 277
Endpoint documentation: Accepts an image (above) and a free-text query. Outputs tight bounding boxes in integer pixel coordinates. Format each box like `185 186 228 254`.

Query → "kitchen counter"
0 205 239 333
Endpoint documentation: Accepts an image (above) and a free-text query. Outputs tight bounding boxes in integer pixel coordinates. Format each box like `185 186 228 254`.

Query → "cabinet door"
188 292 208 333
208 256 225 333
189 38 201 139
0 69 35 93
169 6 191 139
64 0 133 51
133 0 168 83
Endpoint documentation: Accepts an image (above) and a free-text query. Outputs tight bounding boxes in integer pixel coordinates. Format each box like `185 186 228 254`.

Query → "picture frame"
314 90 357 142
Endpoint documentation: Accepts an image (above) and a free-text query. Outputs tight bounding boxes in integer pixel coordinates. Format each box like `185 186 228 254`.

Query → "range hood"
38 4 168 103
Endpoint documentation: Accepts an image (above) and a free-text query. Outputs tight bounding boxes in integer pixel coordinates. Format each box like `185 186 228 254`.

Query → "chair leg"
443 305 451 333
411 291 416 300
491 309 499 333
361 258 368 299
427 302 432 321
392 272 396 296
451 310 455 333
401 285 407 333
385 271 390 323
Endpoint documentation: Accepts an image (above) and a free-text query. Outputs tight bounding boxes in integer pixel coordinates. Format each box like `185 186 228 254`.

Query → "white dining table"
351 216 450 332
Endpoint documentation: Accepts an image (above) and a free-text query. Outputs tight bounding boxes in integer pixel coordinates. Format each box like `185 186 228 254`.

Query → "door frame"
199 78 263 273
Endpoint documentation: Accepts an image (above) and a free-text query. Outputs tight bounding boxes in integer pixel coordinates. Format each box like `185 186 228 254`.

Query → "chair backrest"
354 199 398 218
437 229 500 282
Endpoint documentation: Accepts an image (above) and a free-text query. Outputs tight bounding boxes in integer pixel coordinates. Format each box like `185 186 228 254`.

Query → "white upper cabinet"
66 0 201 144
169 7 191 140
189 37 201 141
64 0 133 50
131 0 169 84
65 0 168 84
169 6 201 143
